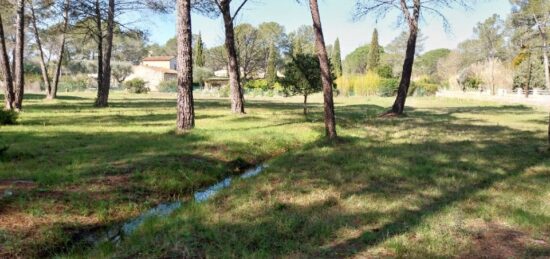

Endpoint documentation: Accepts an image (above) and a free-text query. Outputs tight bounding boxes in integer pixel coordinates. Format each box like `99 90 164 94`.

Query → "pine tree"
367 28 380 72
266 43 278 85
331 38 342 77
194 32 205 67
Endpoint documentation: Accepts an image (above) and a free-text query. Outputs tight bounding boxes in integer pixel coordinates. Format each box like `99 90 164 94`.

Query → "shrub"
336 72 381 96
58 76 90 92
124 78 149 94
376 65 394 78
0 109 18 125
218 85 230 97
244 79 270 90
158 80 178 93
379 78 399 97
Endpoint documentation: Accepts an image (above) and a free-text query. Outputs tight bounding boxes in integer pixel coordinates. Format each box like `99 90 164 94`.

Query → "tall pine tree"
194 32 205 67
331 38 342 77
367 28 380 72
266 43 278 85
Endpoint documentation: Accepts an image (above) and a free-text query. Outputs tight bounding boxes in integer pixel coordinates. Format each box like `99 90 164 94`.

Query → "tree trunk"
176 0 195 132
93 0 104 106
96 0 114 107
0 13 15 110
13 0 25 111
390 1 420 115
221 3 245 114
303 94 308 116
30 2 52 98
50 0 70 100
309 0 337 139
525 50 532 98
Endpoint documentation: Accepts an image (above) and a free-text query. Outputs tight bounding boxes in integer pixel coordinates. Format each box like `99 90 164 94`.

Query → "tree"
235 23 263 81
474 14 506 95
344 44 371 74
308 0 337 139
51 0 71 100
266 42 278 85
194 0 249 114
367 28 380 71
176 0 195 131
282 54 324 115
288 25 315 56
194 32 205 67
0 11 15 110
331 38 342 77
29 0 53 100
13 0 25 110
355 0 467 115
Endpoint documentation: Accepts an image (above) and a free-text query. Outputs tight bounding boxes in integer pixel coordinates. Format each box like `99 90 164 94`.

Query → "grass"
1 92 550 258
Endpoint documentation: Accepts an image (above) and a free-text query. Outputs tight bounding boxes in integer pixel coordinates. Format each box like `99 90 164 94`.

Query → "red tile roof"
143 56 175 61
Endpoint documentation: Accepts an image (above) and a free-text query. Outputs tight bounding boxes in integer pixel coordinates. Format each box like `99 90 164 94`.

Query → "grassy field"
1 92 549 258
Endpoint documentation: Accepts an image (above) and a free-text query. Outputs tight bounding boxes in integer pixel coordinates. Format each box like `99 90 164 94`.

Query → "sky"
138 0 512 57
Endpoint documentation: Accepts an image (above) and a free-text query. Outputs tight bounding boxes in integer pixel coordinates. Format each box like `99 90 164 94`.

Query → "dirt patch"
0 180 37 198
462 222 550 258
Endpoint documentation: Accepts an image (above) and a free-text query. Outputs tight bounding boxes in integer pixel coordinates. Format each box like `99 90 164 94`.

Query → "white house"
126 56 178 91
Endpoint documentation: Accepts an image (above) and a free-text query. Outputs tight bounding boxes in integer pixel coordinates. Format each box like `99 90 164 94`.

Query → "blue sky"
139 0 512 57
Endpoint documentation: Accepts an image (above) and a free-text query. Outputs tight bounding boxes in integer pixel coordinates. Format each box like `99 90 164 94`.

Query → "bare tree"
29 0 53 99
308 0 337 139
176 0 195 131
0 11 15 110
354 0 468 115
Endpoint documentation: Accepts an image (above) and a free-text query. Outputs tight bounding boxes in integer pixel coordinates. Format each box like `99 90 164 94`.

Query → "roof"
138 65 177 74
143 56 175 62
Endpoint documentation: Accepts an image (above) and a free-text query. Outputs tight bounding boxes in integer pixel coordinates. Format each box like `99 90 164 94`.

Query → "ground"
0 92 549 258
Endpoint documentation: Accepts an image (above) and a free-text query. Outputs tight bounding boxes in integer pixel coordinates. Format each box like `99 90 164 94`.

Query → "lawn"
1 92 549 258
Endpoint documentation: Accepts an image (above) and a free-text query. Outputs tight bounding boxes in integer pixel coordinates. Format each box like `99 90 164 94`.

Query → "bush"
336 72 381 96
0 109 18 125
58 76 90 92
124 78 149 94
379 78 399 97
218 85 230 97
244 79 270 90
158 80 178 93
376 65 394 78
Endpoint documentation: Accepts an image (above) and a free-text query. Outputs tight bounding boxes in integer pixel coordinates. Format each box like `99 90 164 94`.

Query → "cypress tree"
266 43 278 85
194 32 205 67
331 38 342 77
367 28 380 72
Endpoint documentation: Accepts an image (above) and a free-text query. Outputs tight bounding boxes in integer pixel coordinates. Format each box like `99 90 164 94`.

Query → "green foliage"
124 78 149 94
367 29 381 71
266 44 279 85
281 54 325 98
331 38 343 78
58 76 90 92
218 85 230 97
244 79 270 90
376 64 394 78
194 33 205 67
379 78 400 97
513 58 546 90
336 72 381 96
416 48 451 79
158 80 178 93
344 44 370 74
194 67 214 86
0 109 18 125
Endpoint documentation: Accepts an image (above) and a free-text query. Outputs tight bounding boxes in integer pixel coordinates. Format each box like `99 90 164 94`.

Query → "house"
126 56 178 91
142 56 176 70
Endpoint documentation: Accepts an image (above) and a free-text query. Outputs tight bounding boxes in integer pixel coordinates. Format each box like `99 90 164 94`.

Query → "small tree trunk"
93 0 104 107
50 0 70 100
0 13 15 110
30 3 52 98
309 0 337 139
303 94 308 116
96 0 114 107
525 50 532 98
221 2 245 114
390 2 420 115
13 0 25 111
176 0 195 132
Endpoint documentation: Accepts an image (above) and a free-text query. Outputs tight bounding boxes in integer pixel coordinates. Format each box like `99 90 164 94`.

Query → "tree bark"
309 0 337 139
176 0 195 131
13 0 25 110
220 1 245 114
96 0 114 107
0 13 15 110
390 0 420 115
93 0 104 106
50 0 70 100
30 2 52 98
303 94 308 116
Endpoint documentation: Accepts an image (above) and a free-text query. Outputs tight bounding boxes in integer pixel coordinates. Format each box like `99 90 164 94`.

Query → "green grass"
1 92 549 258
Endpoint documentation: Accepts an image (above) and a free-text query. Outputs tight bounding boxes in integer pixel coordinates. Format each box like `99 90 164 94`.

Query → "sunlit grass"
1 92 549 257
